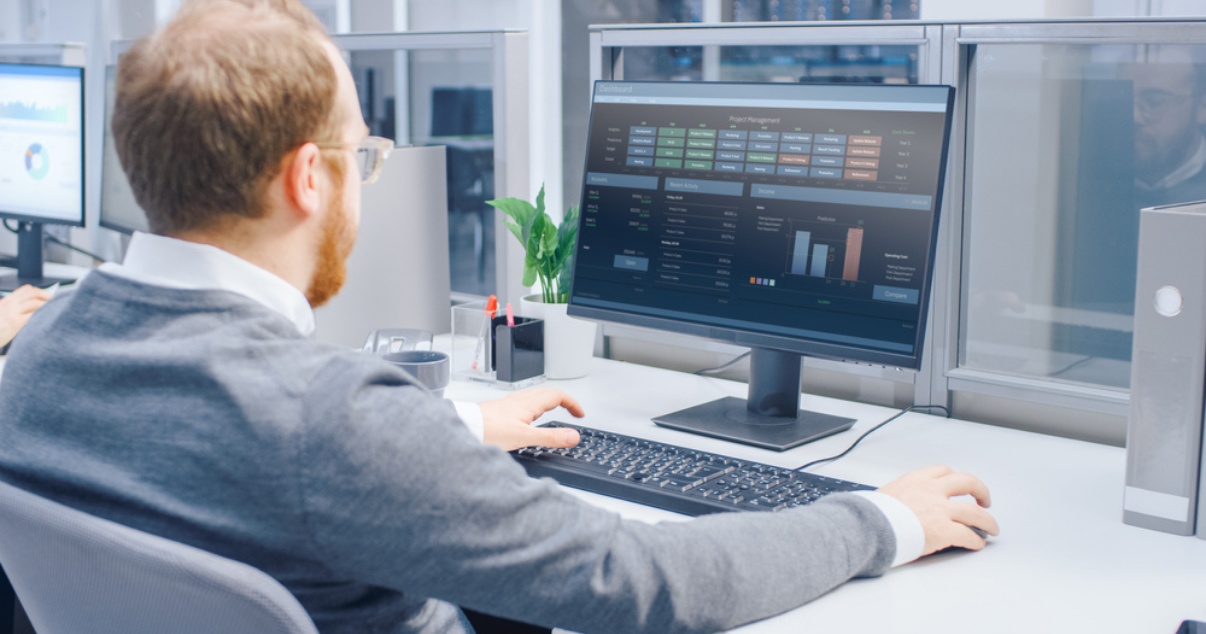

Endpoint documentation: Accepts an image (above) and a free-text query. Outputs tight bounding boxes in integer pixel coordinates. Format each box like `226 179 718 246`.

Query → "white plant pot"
520 294 597 379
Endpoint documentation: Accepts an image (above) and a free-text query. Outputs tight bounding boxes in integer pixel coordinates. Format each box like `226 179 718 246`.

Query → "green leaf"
539 215 557 260
485 196 536 245
556 250 575 301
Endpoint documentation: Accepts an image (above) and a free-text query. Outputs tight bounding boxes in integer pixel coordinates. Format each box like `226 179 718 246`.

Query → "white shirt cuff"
451 401 485 442
851 490 925 567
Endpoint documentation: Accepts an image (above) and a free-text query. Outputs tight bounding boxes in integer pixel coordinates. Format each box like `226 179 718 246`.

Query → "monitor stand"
0 222 76 293
653 348 855 451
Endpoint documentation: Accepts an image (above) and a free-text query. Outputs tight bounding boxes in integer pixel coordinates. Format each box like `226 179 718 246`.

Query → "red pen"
505 302 515 327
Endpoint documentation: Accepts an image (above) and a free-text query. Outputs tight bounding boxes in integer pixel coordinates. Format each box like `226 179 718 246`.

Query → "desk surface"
448 358 1206 634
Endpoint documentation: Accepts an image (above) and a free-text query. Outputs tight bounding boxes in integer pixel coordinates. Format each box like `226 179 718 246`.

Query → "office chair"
0 479 318 634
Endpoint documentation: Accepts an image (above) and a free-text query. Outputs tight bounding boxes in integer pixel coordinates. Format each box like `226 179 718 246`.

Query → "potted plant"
487 185 596 379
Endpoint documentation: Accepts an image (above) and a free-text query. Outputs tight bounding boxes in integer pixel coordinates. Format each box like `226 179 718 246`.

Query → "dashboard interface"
570 81 954 365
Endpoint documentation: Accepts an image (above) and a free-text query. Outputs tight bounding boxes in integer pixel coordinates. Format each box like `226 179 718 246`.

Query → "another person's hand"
878 464 999 557
0 285 53 349
479 387 585 451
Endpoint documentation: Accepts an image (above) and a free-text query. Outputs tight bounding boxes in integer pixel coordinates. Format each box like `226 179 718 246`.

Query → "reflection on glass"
962 45 1206 390
622 45 919 84
348 49 497 297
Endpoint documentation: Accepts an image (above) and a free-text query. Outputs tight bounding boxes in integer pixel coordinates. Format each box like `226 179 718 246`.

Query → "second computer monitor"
0 62 85 291
100 65 149 236
569 81 955 450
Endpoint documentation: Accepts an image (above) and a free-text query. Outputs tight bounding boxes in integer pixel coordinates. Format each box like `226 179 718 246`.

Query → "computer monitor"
569 80 955 450
0 63 85 291
430 87 493 138
99 65 149 236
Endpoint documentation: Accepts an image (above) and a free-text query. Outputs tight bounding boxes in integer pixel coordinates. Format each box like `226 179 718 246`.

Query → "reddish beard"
305 189 356 308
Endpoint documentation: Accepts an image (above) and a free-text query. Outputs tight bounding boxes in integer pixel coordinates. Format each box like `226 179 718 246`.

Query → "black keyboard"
511 422 873 517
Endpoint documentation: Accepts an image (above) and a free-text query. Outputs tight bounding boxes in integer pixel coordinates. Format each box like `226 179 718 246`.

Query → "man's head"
112 0 367 306
1121 61 1206 185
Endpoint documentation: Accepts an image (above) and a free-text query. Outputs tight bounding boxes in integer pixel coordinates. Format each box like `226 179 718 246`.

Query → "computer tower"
1124 200 1206 537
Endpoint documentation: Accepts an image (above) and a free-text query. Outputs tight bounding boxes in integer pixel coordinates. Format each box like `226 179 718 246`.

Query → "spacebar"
528 453 612 474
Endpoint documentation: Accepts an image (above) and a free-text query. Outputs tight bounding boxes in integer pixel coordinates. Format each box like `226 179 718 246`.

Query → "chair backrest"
0 479 318 634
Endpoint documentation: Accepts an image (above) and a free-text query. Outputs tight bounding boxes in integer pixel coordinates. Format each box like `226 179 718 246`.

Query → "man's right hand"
878 464 999 557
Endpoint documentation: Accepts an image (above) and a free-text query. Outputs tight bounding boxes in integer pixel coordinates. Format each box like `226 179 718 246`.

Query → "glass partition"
950 31 1206 415
346 46 497 297
961 44 1206 390
331 32 528 304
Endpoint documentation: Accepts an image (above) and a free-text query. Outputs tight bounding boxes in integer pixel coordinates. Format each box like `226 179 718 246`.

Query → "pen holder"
493 316 545 387
450 301 546 388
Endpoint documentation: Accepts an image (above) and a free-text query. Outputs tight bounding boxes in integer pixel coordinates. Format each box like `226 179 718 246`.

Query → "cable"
693 351 751 376
795 404 951 472
44 233 107 263
1048 355 1094 378
3 220 17 234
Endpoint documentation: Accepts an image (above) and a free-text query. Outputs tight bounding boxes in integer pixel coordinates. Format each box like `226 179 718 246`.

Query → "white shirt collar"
98 232 316 336
1139 133 1206 192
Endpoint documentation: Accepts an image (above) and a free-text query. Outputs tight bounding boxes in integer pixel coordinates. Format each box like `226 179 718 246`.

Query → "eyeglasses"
314 136 395 185
1135 89 1193 120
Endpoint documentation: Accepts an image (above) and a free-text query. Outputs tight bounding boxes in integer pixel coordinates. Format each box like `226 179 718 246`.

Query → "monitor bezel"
567 79 956 371
0 62 86 229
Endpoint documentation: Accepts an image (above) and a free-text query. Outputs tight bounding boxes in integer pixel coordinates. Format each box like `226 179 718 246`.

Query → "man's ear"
282 143 323 221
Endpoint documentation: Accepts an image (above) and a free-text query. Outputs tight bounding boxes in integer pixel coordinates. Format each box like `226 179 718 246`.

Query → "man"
0 1 998 632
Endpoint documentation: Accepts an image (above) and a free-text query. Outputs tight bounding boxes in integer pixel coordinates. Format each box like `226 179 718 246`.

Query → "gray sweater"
0 271 896 634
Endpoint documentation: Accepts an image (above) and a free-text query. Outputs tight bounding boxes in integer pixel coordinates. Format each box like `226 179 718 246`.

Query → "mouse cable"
795 404 951 472
694 350 751 376
3 220 17 234
44 233 108 263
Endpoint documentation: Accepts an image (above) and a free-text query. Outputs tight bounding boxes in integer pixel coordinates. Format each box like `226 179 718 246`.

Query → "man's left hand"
479 387 584 451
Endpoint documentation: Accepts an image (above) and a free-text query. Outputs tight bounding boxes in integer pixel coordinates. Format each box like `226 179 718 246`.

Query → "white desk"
447 358 1206 634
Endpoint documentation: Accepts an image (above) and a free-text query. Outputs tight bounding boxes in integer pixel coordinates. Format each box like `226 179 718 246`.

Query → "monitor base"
653 396 855 452
0 274 74 293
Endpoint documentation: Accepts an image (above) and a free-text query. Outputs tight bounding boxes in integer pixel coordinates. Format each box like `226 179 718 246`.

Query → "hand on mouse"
878 464 999 557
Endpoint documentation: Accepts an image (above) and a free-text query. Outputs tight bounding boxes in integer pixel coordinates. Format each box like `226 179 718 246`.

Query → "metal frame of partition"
112 31 530 306
590 18 1206 438
0 43 86 65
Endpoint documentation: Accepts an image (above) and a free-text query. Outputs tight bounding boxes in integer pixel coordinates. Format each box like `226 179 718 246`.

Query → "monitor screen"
100 65 149 235
0 63 84 227
570 80 954 370
568 81 955 449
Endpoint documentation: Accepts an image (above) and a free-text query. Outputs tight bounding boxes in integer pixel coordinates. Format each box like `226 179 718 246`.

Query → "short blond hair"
113 0 345 234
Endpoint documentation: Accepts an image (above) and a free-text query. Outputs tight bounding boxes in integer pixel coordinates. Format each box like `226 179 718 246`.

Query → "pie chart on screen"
24 143 48 180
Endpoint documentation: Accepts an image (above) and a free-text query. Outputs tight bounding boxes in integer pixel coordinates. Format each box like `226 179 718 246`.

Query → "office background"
3 0 1206 448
